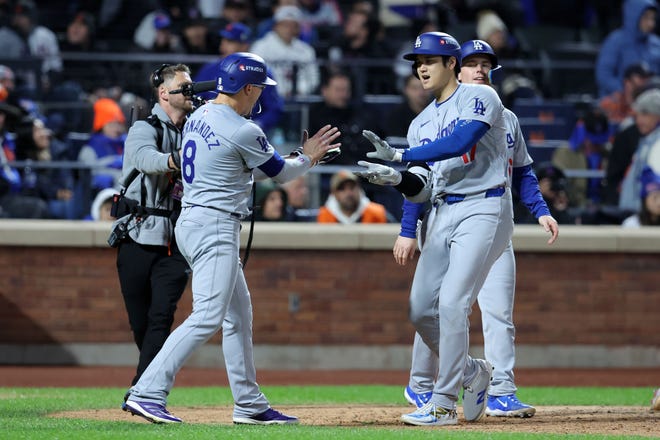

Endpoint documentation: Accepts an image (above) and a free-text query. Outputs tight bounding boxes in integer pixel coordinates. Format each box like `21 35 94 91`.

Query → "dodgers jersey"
504 107 533 183
407 83 508 197
180 102 275 216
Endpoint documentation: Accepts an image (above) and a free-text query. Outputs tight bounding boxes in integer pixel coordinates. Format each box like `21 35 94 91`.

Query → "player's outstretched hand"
303 125 341 165
538 215 559 245
355 160 402 186
362 130 403 162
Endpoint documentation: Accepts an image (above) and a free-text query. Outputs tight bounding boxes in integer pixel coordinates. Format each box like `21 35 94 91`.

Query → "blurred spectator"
10 0 63 92
317 169 388 223
552 107 612 208
619 88 660 211
14 117 76 219
77 97 127 192
0 65 30 129
300 0 342 26
300 0 343 48
254 183 291 221
329 9 391 61
256 0 317 45
251 5 320 98
595 0 660 97
59 11 100 52
134 10 184 52
602 119 643 205
281 175 315 221
476 9 521 60
180 17 213 54
382 74 431 139
194 22 284 135
205 0 253 35
622 165 660 226
0 102 48 218
307 69 380 165
87 186 116 221
95 0 157 47
599 62 655 130
516 163 575 224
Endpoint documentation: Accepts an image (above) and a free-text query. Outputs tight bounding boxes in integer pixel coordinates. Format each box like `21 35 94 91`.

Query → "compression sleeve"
401 120 490 162
513 165 551 219
254 151 312 182
400 199 425 238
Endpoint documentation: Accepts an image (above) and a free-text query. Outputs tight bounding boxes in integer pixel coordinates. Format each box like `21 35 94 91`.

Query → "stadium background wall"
0 222 658 369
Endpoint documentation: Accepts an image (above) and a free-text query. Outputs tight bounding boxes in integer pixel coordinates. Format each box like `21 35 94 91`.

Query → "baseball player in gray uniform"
398 40 559 418
124 52 340 424
356 32 513 426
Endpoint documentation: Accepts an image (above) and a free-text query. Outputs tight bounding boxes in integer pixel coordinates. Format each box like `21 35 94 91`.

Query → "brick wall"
1 246 658 348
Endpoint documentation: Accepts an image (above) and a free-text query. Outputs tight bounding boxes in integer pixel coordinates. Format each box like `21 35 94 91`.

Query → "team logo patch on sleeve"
256 136 269 152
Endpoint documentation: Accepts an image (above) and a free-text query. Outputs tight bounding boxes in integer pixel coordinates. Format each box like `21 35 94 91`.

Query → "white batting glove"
362 130 403 162
355 160 402 186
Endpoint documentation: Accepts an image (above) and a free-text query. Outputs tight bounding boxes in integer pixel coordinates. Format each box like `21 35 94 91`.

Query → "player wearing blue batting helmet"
460 39 504 86
403 32 462 79
216 52 277 94
403 32 462 63
460 40 498 67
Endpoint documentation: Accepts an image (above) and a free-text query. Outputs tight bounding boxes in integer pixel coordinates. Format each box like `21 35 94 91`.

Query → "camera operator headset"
111 63 195 397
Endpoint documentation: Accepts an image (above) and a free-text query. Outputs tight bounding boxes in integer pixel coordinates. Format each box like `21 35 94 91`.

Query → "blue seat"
512 99 576 126
519 120 572 143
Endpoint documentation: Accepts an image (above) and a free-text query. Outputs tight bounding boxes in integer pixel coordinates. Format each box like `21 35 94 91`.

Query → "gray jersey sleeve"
504 109 533 169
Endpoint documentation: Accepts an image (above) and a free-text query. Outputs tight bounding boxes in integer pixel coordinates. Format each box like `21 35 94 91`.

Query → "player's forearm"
270 154 312 183
513 165 551 218
401 120 489 162
400 199 424 238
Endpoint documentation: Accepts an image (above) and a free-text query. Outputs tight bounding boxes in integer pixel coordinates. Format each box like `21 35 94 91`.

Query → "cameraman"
112 64 193 399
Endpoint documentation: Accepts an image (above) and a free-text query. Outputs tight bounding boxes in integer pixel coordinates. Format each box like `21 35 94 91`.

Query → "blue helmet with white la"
403 32 462 64
215 52 277 94
459 39 503 85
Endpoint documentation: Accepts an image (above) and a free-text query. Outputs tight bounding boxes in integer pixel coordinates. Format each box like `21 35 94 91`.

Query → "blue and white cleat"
401 401 458 426
462 359 492 422
404 385 433 408
485 394 536 418
233 408 299 425
124 400 182 424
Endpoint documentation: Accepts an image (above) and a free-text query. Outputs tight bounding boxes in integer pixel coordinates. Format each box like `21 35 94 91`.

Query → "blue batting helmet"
460 40 498 67
403 32 462 64
215 52 276 94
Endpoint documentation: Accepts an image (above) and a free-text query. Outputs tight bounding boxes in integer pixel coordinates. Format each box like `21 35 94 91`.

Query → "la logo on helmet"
414 36 421 48
473 41 484 51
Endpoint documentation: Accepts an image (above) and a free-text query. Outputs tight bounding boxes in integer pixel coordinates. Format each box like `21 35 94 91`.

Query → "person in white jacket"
250 5 320 98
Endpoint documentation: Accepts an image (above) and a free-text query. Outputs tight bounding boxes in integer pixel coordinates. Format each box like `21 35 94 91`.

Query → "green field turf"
0 386 656 439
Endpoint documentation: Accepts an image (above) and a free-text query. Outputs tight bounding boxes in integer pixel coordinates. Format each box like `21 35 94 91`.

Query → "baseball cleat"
121 390 130 412
652 388 660 411
404 385 433 408
485 394 536 418
124 400 182 424
401 401 458 426
233 408 299 425
462 359 492 422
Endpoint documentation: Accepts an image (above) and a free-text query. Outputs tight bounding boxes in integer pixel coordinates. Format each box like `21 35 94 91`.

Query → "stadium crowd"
1 0 659 226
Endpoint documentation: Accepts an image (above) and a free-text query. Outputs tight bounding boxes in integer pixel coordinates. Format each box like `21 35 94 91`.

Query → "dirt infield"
5 366 658 437
53 405 659 437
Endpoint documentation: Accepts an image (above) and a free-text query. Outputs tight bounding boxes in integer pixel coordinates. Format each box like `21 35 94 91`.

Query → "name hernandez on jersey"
406 83 508 198
180 103 276 216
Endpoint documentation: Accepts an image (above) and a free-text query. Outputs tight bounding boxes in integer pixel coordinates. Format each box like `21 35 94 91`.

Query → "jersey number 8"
182 139 196 183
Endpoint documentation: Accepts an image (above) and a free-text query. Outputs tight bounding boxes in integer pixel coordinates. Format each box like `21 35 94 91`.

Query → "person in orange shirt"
317 169 389 223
